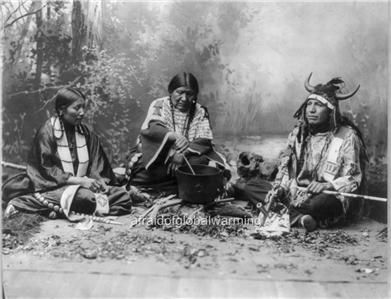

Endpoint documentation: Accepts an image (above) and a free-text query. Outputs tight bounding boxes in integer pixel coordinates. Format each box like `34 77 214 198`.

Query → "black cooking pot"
176 164 224 204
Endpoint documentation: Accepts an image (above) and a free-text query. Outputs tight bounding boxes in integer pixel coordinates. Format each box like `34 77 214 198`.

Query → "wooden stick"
130 195 178 228
129 205 156 228
90 215 122 225
183 155 196 175
149 199 183 226
204 197 236 209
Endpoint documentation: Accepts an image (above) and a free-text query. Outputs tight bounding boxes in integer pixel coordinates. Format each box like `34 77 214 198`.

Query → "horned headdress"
294 73 360 130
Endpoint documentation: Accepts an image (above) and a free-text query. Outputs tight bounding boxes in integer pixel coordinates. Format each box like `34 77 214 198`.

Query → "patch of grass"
2 213 46 250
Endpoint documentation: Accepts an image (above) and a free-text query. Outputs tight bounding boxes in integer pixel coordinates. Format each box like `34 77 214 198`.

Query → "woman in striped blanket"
126 72 230 195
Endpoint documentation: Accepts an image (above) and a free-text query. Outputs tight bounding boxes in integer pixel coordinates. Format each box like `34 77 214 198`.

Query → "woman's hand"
79 177 102 192
67 176 103 192
167 132 189 153
175 134 189 153
167 152 185 176
175 135 189 151
97 180 109 193
167 131 177 142
307 181 333 194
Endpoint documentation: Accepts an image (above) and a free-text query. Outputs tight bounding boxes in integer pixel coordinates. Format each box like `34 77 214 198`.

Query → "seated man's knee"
307 194 342 220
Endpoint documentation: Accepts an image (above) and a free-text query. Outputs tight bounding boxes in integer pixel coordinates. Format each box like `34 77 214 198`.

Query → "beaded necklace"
169 99 190 138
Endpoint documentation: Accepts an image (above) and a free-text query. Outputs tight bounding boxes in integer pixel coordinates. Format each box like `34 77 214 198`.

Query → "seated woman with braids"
126 72 230 195
3 87 138 220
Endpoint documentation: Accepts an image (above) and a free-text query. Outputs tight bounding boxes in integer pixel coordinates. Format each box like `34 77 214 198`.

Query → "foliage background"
1 1 388 182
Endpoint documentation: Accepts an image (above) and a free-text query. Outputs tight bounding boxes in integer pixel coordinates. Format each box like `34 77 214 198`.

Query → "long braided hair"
54 87 88 136
55 87 86 115
294 77 368 173
168 72 199 138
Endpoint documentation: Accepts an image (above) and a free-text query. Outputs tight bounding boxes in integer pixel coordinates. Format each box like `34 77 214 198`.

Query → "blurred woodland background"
1 1 388 202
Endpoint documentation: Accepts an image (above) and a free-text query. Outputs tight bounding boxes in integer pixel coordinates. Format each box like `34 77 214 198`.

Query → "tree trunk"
34 1 43 89
46 4 51 20
44 4 51 81
34 0 43 89
71 0 87 64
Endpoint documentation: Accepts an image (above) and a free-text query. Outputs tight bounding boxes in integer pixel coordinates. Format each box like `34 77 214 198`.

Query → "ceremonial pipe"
322 190 387 202
297 186 387 202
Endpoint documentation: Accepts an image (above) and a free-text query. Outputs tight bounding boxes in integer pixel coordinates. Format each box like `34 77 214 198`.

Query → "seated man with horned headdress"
272 73 368 232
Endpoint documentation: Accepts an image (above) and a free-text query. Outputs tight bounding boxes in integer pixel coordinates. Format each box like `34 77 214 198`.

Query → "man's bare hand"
307 181 333 194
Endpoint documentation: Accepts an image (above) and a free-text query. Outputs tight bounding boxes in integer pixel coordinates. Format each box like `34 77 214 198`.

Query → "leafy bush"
75 48 142 164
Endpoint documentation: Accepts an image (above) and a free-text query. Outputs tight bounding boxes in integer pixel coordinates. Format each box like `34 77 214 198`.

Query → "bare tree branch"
36 76 83 112
5 0 28 24
8 86 59 98
4 3 47 29
7 76 82 99
5 0 22 23
0 1 13 23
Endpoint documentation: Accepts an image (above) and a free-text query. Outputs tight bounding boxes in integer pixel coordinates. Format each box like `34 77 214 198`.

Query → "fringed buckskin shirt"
275 125 366 213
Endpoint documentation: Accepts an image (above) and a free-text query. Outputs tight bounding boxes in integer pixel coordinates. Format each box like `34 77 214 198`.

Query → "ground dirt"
3 212 389 298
